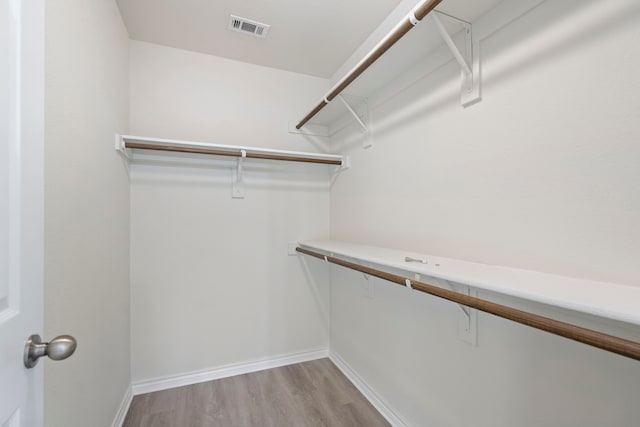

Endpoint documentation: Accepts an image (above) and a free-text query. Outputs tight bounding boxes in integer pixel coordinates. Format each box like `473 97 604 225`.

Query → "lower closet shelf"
296 240 640 361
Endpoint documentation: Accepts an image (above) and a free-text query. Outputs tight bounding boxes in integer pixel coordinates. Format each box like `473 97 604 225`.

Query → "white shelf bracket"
362 273 374 299
115 134 132 160
232 149 246 199
362 101 373 149
456 287 478 346
431 277 478 346
330 155 350 188
337 95 373 149
432 12 481 107
337 95 368 132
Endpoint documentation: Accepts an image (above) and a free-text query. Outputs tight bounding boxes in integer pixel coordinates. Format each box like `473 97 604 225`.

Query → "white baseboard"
131 348 329 396
111 384 133 427
330 351 409 427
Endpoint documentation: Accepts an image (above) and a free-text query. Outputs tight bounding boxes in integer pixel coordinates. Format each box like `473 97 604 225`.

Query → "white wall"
328 0 640 426
329 0 421 87
44 0 130 426
129 41 330 152
129 41 331 382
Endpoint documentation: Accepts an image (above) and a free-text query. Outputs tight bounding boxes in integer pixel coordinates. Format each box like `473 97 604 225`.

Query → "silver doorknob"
24 334 77 369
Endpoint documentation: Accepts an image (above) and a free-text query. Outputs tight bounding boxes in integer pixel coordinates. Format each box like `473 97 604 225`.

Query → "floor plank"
123 358 390 427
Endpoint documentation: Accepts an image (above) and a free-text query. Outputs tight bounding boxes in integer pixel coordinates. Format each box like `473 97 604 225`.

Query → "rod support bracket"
449 283 477 345
337 95 368 133
337 95 373 149
340 155 351 171
408 12 419 26
232 149 246 199
115 135 132 160
432 12 481 107
330 155 350 189
430 277 477 346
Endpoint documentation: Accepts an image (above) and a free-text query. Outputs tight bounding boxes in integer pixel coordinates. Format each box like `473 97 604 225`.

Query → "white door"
0 0 45 426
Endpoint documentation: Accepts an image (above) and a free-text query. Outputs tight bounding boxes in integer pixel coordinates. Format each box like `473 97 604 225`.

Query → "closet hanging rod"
296 247 640 362
295 0 443 129
119 135 344 166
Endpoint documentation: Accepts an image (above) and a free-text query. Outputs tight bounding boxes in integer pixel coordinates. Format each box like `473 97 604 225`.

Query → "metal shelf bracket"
432 12 481 107
337 95 373 149
429 276 478 346
338 95 368 133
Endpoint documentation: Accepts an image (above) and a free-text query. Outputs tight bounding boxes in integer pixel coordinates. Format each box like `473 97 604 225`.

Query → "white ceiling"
116 0 405 78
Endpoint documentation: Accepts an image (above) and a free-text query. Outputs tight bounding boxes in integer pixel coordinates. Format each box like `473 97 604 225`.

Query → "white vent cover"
228 15 270 38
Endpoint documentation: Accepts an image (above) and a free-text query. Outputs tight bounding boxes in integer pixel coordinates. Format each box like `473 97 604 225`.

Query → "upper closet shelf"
298 240 640 327
293 0 503 133
116 135 346 199
116 134 345 166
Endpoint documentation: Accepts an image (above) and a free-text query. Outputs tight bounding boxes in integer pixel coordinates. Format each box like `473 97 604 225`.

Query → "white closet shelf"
298 240 640 326
116 134 345 166
294 0 503 131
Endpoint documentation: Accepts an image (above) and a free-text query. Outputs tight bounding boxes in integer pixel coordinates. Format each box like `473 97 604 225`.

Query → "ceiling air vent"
228 15 270 38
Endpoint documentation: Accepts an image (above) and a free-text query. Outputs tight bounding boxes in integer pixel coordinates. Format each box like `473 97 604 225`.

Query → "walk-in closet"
2 0 639 426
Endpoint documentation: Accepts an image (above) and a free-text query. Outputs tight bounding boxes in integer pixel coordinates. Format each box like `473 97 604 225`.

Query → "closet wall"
128 41 332 382
328 0 640 426
44 0 131 426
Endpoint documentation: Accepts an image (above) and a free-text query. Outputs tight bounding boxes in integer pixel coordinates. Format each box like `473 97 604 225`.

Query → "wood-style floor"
123 358 391 427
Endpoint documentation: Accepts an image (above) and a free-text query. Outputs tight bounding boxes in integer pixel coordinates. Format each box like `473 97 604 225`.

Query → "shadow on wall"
482 0 640 90
297 131 333 155
298 256 331 332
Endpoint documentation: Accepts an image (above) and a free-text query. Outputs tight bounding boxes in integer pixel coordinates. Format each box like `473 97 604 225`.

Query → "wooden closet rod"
124 142 343 165
296 0 443 129
296 247 640 361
